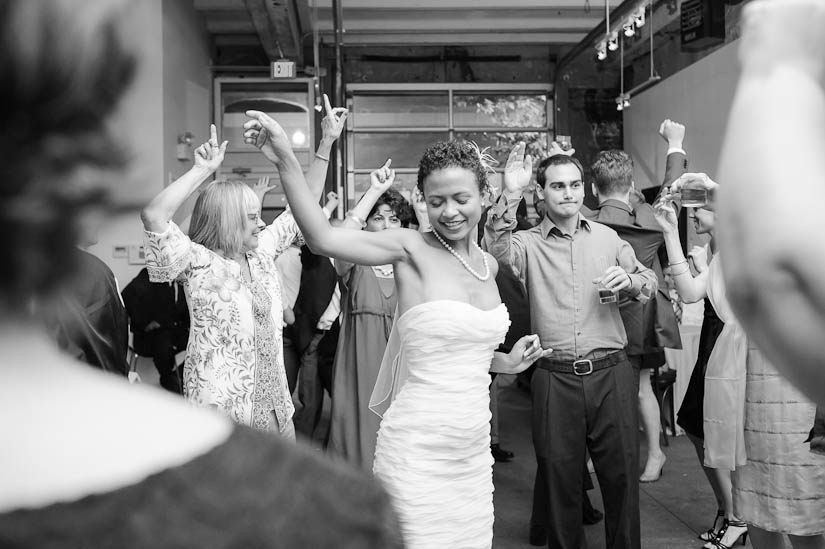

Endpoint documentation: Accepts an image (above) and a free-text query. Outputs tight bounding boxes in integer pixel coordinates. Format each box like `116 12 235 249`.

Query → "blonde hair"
189 180 260 256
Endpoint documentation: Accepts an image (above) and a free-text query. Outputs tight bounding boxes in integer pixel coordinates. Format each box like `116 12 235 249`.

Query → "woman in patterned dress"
141 98 346 436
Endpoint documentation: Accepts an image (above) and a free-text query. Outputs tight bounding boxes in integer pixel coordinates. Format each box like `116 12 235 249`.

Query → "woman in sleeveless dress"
656 198 733 545
243 113 552 549
328 161 413 470
656 177 825 549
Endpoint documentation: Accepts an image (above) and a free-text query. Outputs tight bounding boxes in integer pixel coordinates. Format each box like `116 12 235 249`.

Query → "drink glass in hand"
596 255 618 304
679 174 708 208
555 135 572 151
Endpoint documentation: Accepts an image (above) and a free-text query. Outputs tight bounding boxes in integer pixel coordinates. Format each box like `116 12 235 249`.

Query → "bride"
243 111 551 548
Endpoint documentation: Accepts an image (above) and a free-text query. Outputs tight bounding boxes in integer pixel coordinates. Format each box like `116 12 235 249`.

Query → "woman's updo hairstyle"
416 141 497 199
0 0 136 311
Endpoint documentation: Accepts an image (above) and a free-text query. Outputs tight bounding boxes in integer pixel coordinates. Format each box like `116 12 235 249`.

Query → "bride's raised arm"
243 110 419 267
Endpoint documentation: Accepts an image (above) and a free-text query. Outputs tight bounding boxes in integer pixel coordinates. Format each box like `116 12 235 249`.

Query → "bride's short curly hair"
0 0 136 312
416 141 496 198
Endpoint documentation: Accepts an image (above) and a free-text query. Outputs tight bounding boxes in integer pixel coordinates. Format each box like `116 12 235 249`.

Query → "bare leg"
686 433 729 541
639 368 666 481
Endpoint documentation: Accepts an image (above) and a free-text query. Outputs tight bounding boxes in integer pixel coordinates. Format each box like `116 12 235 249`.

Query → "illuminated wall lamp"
607 31 619 51
596 41 607 61
623 19 635 37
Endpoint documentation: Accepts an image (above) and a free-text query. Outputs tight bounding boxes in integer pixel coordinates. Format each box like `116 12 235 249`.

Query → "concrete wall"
623 40 741 191
86 0 211 289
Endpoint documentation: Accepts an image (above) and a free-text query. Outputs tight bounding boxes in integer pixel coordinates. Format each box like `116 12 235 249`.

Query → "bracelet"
671 265 691 276
315 152 329 162
345 210 366 228
668 259 688 267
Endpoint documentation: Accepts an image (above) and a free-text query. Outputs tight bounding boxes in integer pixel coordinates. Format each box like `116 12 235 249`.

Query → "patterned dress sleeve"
143 221 194 283
257 207 305 259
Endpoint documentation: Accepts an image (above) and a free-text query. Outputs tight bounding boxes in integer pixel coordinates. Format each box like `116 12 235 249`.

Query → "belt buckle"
573 359 594 376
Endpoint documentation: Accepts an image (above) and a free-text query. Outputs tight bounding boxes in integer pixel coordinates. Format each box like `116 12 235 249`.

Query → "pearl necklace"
432 230 490 282
372 264 394 278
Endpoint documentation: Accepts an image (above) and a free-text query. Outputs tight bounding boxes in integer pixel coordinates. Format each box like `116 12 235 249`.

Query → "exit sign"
270 61 296 78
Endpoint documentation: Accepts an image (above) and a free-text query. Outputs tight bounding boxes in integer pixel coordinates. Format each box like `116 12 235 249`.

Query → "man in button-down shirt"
485 146 656 549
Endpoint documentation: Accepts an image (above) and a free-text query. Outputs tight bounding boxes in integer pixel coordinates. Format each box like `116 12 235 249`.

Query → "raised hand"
548 140 575 157
193 124 228 172
658 119 685 147
252 175 277 204
653 195 679 233
369 159 395 194
325 191 340 212
320 93 348 143
503 142 534 194
243 110 293 164
507 334 553 374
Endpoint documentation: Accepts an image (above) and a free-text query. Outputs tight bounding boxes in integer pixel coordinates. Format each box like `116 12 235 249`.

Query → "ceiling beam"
242 0 303 64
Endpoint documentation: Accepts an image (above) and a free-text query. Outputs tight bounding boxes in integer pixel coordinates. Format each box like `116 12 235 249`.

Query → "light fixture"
596 41 607 61
612 0 658 111
633 6 646 27
607 31 619 51
623 19 635 37
291 129 307 146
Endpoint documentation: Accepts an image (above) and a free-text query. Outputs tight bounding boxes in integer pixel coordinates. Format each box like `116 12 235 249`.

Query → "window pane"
352 93 449 128
454 131 548 165
352 132 449 170
220 83 311 153
453 94 548 129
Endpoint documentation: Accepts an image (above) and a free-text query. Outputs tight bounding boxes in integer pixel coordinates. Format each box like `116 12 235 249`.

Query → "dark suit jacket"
580 151 687 354
121 268 189 356
286 246 339 355
582 199 681 354
47 249 130 375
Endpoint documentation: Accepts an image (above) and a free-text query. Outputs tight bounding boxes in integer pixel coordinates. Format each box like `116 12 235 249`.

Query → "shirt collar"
539 213 590 239
598 198 633 214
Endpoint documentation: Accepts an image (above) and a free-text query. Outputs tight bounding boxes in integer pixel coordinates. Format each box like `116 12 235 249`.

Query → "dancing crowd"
2 1 825 548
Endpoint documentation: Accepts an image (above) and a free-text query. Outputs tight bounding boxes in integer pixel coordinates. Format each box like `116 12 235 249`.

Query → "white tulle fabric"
371 300 509 549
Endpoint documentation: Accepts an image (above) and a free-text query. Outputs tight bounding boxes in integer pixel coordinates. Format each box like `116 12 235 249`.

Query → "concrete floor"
135 358 765 548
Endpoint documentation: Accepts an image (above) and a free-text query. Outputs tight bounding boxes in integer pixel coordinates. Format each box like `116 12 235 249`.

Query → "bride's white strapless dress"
371 300 510 549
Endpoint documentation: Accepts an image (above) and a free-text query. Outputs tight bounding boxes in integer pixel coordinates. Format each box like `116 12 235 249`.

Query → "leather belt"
537 350 627 376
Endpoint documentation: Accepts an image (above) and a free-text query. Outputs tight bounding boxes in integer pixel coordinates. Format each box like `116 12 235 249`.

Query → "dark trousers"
282 335 300 395
531 357 640 549
293 332 328 438
143 329 187 394
530 457 595 533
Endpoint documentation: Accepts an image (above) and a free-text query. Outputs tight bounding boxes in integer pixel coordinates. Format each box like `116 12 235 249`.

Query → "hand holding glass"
595 255 618 304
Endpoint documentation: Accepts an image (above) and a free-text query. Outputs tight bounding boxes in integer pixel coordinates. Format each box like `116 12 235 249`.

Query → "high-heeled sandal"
708 519 748 549
698 509 725 542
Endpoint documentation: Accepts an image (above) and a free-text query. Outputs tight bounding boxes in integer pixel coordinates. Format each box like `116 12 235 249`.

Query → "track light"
634 6 645 27
596 41 607 61
607 32 619 51
623 98 631 108
623 19 635 37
